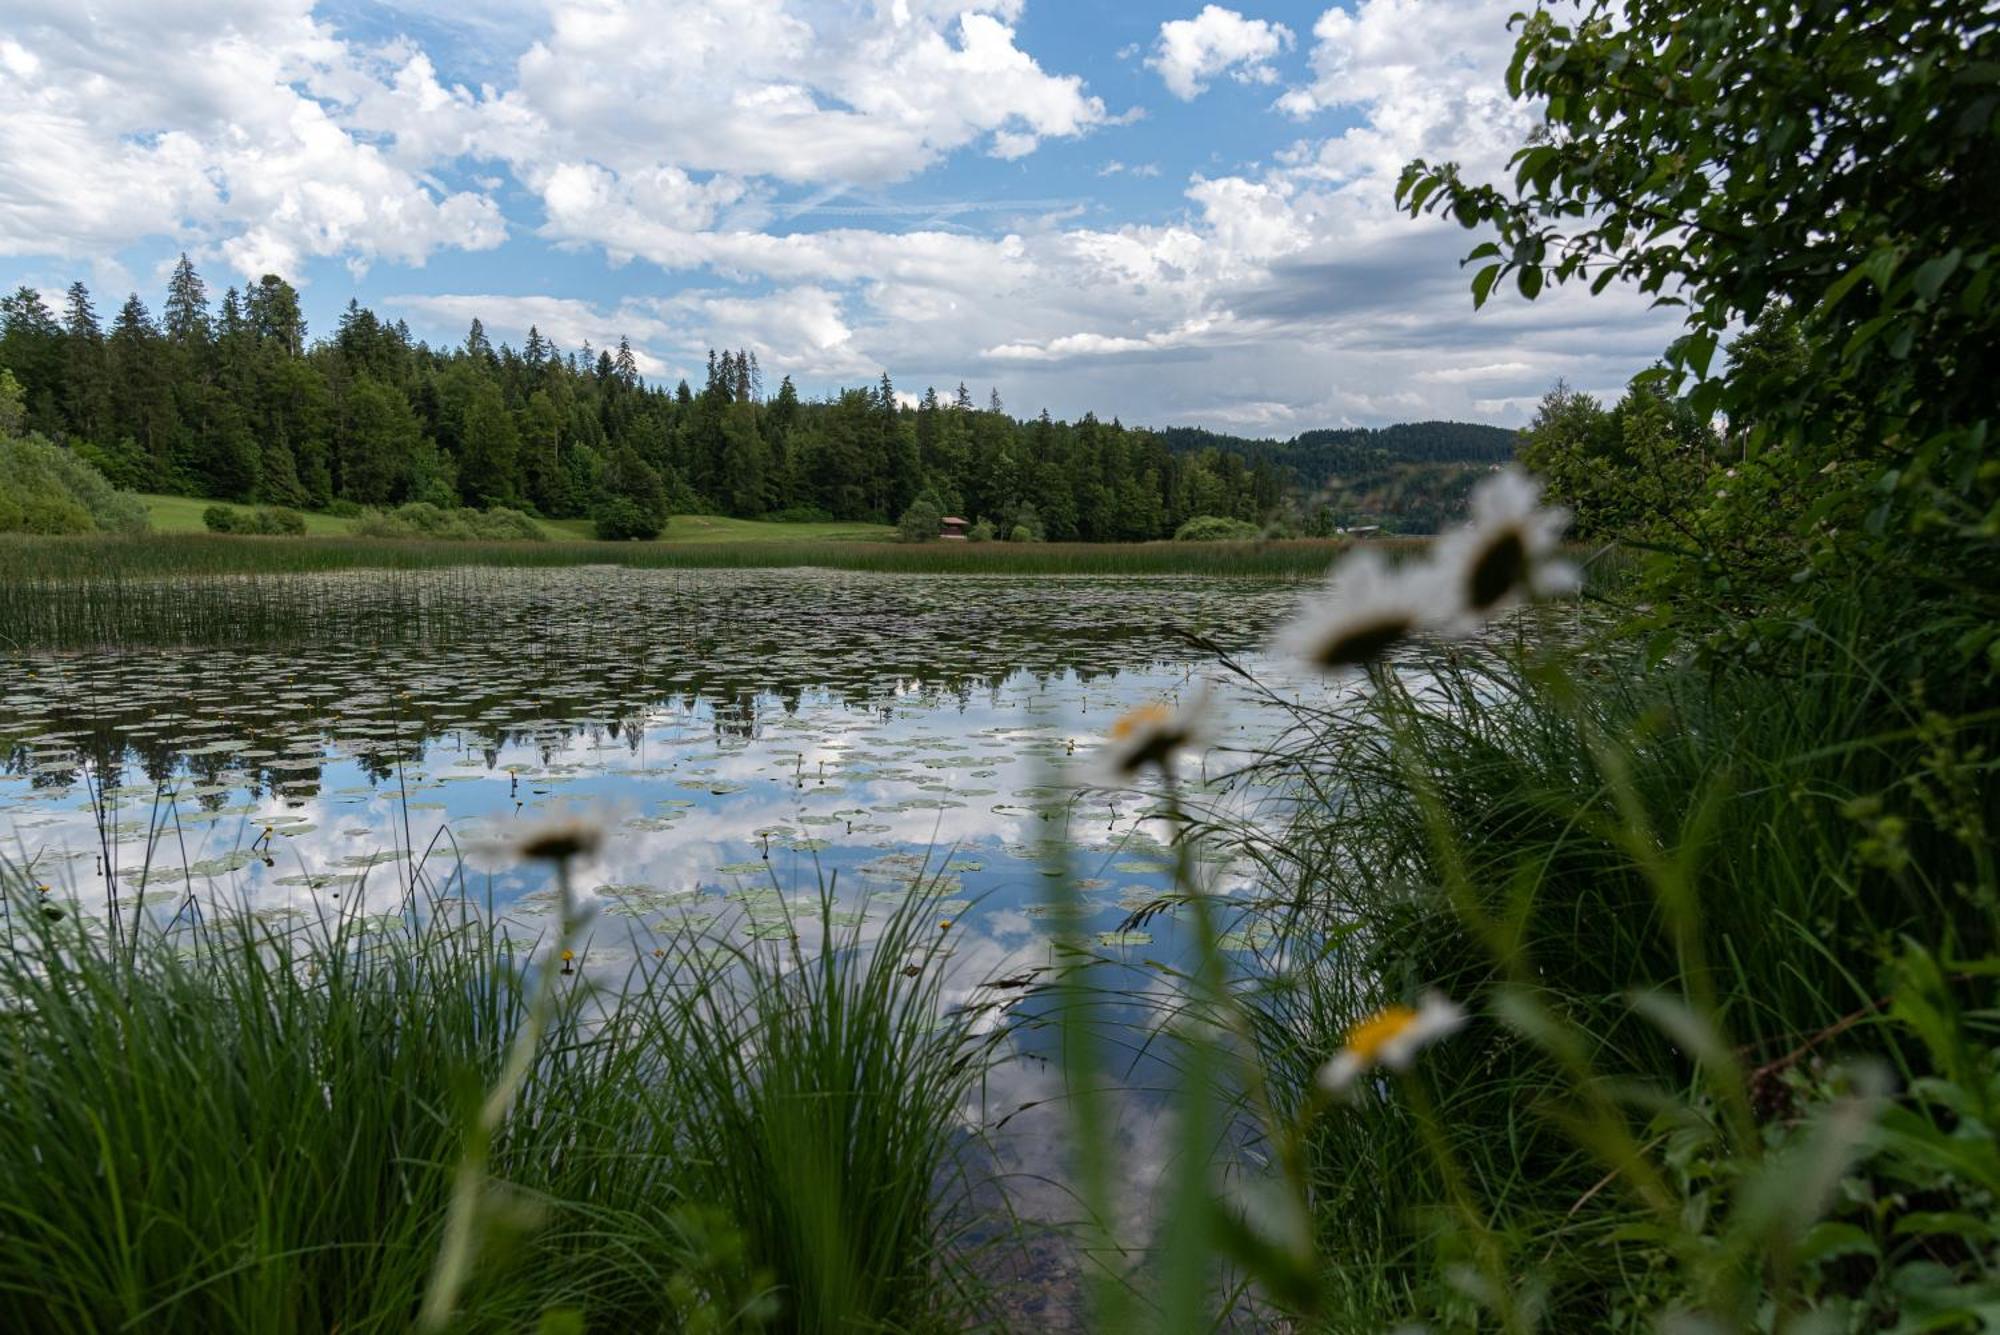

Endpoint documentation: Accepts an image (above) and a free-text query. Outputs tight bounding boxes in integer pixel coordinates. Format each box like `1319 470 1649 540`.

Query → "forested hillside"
0 263 1295 541
1161 419 1517 532
0 260 1524 538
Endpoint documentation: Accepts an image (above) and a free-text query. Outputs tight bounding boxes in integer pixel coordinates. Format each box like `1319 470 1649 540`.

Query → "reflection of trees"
0 600 1251 795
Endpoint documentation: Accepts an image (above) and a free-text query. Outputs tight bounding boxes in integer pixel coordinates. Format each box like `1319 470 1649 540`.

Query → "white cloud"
0 0 1687 433
1149 6 1294 100
510 1 1107 187
1275 0 1530 192
0 0 505 279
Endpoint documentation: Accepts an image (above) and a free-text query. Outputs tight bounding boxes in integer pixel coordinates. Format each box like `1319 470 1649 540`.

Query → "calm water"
1 567 1339 1256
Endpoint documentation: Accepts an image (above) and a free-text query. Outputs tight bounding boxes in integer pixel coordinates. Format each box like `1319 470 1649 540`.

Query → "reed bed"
0 532 1369 583
0 870 993 1333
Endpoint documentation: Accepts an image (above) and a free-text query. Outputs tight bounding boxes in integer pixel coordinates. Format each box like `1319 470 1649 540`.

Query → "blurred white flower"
1276 547 1436 673
1429 467 1578 623
1084 688 1209 785
1317 992 1466 1095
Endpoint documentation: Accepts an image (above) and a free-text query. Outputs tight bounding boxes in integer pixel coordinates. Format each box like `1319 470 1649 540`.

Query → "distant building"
939 516 969 541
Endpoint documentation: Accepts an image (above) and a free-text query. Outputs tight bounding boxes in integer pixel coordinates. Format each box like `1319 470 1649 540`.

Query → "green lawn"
141 494 357 536
138 495 894 544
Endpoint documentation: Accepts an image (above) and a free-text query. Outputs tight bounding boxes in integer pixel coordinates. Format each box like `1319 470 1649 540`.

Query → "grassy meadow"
137 493 897 544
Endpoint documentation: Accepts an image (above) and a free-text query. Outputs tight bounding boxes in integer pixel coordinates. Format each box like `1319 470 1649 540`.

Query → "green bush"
203 506 305 536
765 505 835 524
0 434 149 535
593 496 662 541
896 492 944 543
968 519 995 542
354 503 546 542
1173 514 1262 542
466 506 543 541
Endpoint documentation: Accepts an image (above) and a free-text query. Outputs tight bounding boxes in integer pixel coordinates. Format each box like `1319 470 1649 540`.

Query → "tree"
105 293 174 487
341 377 419 504
595 445 668 540
0 368 25 436
896 490 944 543
1399 0 1999 614
162 254 210 351
61 281 110 443
1 287 62 432
456 381 519 506
245 275 305 355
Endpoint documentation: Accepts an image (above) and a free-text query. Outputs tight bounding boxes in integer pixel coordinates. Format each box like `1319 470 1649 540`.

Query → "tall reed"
0 866 991 1332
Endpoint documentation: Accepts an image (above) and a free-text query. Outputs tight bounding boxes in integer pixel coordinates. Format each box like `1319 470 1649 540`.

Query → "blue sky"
0 1 1681 433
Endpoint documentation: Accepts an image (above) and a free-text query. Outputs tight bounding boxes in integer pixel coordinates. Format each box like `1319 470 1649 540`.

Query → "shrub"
594 496 662 541
0 435 149 535
1007 524 1036 543
467 506 544 541
968 519 996 542
896 492 944 543
1173 514 1262 542
254 507 306 536
324 498 363 518
765 505 834 524
353 503 546 542
201 505 236 533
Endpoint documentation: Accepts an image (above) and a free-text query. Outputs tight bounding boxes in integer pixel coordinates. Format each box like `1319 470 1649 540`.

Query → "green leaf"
1517 265 1543 300
1471 263 1504 308
1799 1221 1878 1265
1912 249 1963 303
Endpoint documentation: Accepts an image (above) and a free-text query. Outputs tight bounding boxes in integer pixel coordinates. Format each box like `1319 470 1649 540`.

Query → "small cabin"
939 516 969 541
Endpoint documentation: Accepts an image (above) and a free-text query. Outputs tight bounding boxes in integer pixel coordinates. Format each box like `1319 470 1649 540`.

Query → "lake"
0 567 1343 1262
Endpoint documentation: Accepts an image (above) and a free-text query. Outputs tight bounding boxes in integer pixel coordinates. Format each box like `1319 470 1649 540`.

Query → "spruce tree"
61 281 110 443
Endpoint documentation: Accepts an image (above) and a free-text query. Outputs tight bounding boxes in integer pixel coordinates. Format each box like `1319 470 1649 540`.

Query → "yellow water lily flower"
1317 993 1466 1095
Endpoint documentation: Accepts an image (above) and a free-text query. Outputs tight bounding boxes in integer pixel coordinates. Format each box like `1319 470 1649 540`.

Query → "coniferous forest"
0 262 1528 541
0 263 1304 540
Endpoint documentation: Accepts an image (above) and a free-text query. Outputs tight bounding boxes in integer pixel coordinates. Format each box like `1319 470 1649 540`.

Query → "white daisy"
1429 467 1579 623
1316 992 1466 1095
1084 688 1209 786
1276 547 1437 673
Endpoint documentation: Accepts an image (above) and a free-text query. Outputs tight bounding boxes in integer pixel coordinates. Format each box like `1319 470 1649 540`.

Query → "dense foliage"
1401 0 1999 644
1157 0 2000 1328
1161 420 1516 532
0 431 147 536
0 264 1308 540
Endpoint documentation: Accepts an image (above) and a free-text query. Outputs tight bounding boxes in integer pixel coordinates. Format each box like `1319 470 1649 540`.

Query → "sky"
0 0 1682 435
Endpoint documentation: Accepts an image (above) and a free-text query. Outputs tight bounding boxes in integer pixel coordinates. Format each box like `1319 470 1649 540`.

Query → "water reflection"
1 567 1329 1281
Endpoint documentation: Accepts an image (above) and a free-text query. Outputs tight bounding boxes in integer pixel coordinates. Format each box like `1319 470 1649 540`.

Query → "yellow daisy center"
1343 1005 1418 1063
1110 702 1174 740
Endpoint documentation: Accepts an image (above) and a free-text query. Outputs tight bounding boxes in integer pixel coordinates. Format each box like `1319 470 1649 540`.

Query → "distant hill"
1154 419 1518 533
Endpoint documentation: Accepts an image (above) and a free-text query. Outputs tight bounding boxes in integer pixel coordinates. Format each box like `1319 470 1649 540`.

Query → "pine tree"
0 286 63 432
614 336 639 387
61 281 110 442
246 275 305 355
162 254 210 351
106 293 172 486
